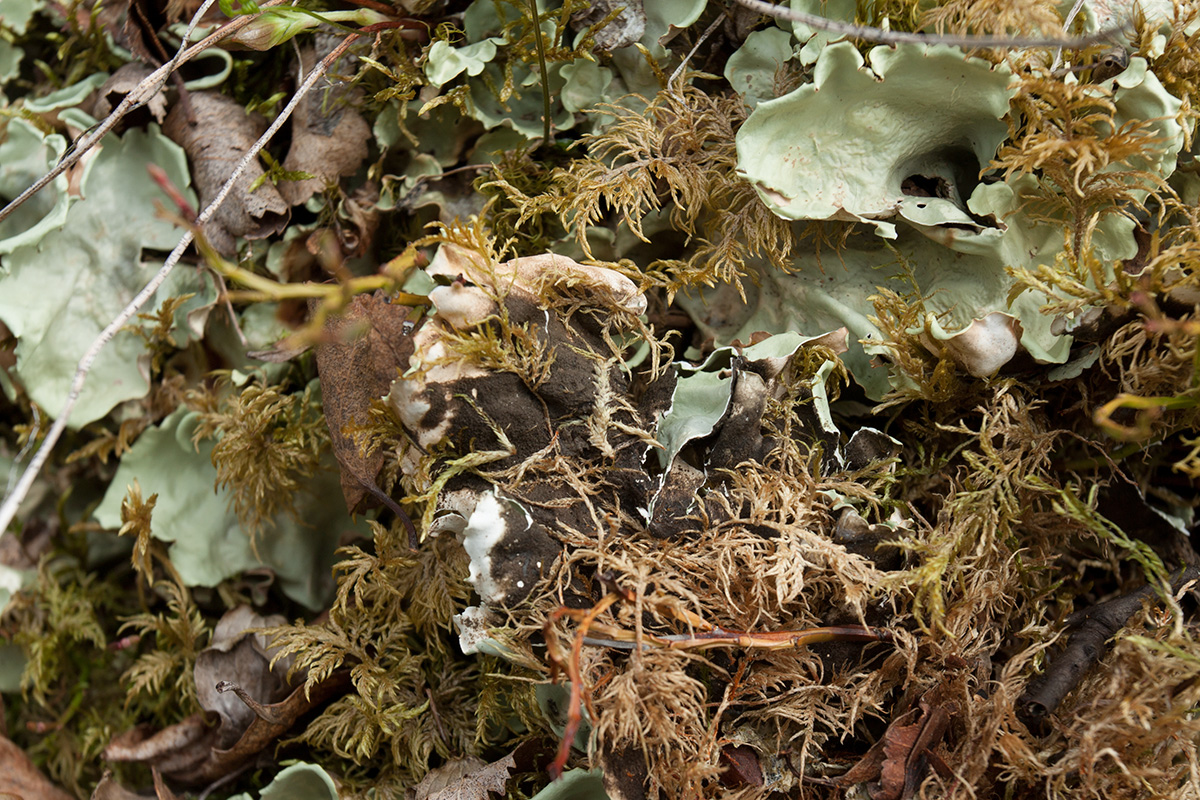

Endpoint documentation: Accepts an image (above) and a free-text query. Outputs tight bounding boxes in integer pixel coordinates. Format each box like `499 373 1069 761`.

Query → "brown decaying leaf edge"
163 92 291 257
0 734 74 800
104 670 351 786
92 63 168 125
797 692 957 800
315 292 416 514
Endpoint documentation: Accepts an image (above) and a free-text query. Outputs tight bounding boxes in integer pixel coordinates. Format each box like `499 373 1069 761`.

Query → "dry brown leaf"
90 771 152 799
103 715 216 777
151 767 180 800
315 291 416 513
716 745 762 789
0 734 74 800
180 670 351 784
809 694 956 800
278 39 372 207
193 606 292 749
105 671 350 786
875 717 923 800
413 753 516 800
105 607 339 786
800 707 919 793
93 63 167 124
163 92 290 256
570 0 645 51
87 766 184 800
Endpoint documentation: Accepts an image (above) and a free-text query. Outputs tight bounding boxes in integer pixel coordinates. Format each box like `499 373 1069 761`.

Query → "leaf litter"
2 1 1200 799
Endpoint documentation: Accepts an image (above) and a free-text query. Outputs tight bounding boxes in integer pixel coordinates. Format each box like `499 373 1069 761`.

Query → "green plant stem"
527 0 551 143
199 236 426 306
222 271 424 305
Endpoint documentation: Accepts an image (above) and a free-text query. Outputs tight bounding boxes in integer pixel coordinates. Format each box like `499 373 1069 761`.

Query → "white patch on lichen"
453 605 509 656
461 490 508 603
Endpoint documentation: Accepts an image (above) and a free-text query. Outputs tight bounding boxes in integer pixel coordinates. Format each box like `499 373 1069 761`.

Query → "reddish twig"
545 591 626 779
655 625 892 651
582 624 893 652
545 581 893 781
147 163 198 220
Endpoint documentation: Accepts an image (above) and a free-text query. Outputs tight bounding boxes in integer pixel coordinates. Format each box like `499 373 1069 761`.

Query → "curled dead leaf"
193 606 294 749
278 38 372 208
103 714 216 776
105 671 351 786
800 691 957 800
90 770 152 799
184 670 351 784
93 63 167 125
106 606 349 785
152 767 181 800
0 734 74 800
163 92 290 256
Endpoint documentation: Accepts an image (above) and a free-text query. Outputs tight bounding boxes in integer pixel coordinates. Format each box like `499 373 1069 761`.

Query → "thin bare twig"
0 0 288 227
732 0 1129 49
0 34 363 535
582 624 892 651
1018 566 1200 732
1052 0 1090 71
3 405 38 497
545 592 625 779
669 11 726 86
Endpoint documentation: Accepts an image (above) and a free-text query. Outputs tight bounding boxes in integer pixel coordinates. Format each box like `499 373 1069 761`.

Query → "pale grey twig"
0 0 287 227
732 0 1128 49
670 11 726 85
1 0 223 467
582 636 640 650
176 0 221 66
4 405 38 498
0 34 362 535
1052 0 1090 71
